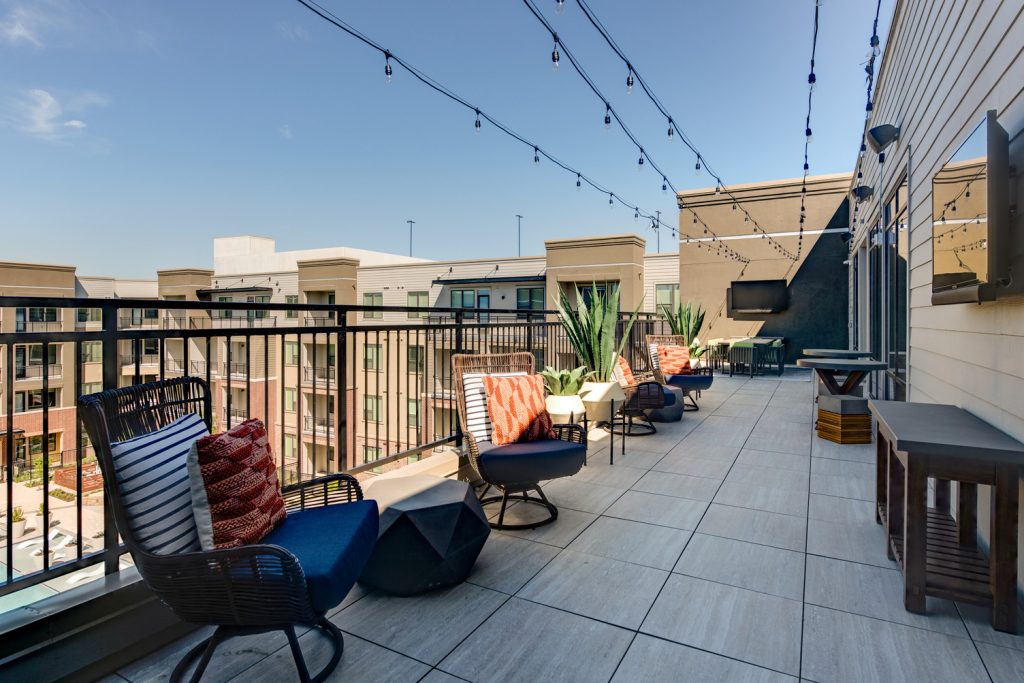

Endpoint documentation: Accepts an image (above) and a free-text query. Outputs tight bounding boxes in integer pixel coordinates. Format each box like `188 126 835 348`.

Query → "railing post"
526 312 534 359
100 302 121 575
336 307 347 472
454 310 464 447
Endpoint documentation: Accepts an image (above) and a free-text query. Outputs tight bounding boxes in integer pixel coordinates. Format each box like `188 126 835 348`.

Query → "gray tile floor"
100 374 1024 683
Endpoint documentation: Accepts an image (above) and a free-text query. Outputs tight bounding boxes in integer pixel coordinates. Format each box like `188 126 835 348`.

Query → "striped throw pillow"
109 413 209 555
462 372 527 443
649 344 660 370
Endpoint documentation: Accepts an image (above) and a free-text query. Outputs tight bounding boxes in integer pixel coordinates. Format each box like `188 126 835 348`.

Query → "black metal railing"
0 295 665 603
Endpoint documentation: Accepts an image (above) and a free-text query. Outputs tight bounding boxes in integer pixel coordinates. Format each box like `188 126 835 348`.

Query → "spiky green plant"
662 301 706 358
539 366 591 396
555 282 642 382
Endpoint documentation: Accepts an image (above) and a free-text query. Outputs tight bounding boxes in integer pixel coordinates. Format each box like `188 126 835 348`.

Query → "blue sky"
0 0 892 277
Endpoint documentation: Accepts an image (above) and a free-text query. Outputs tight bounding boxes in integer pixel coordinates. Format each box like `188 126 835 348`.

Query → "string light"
576 173 581 191
384 51 393 83
667 118 674 142
474 109 481 134
694 157 701 176
626 66 634 94
555 0 565 15
534 146 540 165
638 150 644 170
604 104 611 129
551 36 560 70
662 177 667 193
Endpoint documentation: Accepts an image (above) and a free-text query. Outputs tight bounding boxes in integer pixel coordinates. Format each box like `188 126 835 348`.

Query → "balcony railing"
303 414 335 434
0 295 665 606
302 365 337 384
15 363 62 380
15 321 61 333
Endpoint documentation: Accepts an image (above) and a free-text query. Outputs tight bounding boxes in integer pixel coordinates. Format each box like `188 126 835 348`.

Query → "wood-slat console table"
870 400 1023 633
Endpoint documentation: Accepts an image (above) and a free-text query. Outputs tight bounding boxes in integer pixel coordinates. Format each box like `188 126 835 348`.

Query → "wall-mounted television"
931 110 1013 304
727 279 788 314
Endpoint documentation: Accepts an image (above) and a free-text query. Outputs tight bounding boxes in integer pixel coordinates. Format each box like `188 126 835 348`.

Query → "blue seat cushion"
661 386 677 406
263 500 379 614
478 439 586 487
665 374 714 392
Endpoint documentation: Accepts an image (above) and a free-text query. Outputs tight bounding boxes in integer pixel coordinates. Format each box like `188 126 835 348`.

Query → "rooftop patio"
93 372 1024 683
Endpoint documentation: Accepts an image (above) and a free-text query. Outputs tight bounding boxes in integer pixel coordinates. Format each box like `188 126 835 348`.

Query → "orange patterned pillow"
616 355 637 387
481 375 556 446
657 345 692 375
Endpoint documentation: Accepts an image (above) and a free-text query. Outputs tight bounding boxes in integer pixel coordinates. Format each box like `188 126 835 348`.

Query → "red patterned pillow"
616 355 637 387
657 344 693 375
187 419 286 550
481 375 556 446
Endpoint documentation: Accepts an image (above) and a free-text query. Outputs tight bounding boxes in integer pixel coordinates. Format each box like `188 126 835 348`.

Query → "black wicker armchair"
452 352 586 530
608 357 666 436
78 377 378 683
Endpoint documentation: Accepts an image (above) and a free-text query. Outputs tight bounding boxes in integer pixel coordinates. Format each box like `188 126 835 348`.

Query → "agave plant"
555 282 642 382
662 301 706 358
539 366 591 396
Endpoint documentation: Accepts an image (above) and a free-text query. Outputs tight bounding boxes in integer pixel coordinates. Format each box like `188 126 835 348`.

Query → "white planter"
13 520 26 538
578 381 627 423
545 394 586 425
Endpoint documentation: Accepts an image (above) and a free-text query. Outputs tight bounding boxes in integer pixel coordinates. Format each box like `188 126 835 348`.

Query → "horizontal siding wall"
853 0 1024 594
642 254 679 315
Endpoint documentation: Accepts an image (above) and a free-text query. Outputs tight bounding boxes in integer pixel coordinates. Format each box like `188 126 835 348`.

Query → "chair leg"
683 393 700 412
171 628 227 683
497 490 510 528
286 626 312 683
480 485 558 530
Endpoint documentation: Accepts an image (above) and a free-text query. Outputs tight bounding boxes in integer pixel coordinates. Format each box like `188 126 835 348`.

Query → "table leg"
609 399 614 466
903 455 928 614
886 453 904 561
839 371 867 395
934 479 951 515
991 465 1019 633
876 431 888 525
817 369 842 395
957 482 977 548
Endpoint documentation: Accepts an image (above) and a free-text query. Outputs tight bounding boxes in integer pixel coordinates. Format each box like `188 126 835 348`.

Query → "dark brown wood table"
870 400 1024 633
802 348 875 359
796 357 886 395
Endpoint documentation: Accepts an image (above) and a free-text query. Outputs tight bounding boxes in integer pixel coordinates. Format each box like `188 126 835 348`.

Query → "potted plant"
11 507 26 538
539 366 590 424
662 301 706 368
37 501 52 529
555 282 641 422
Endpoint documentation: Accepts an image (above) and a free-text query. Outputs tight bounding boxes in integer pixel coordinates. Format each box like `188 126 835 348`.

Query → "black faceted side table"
359 474 490 596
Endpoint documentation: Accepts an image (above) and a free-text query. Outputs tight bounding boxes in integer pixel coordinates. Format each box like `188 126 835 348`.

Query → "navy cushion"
478 439 586 486
665 374 714 392
264 500 379 613
661 386 677 406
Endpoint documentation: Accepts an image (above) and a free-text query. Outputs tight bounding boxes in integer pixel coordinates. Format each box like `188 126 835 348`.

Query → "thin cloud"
1 88 107 141
276 21 308 42
280 124 294 141
0 3 44 46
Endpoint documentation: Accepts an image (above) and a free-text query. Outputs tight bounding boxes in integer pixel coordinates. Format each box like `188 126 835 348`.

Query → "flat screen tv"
728 279 788 314
931 110 1012 304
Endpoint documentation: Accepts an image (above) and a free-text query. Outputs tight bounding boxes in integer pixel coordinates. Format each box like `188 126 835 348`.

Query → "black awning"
431 275 545 286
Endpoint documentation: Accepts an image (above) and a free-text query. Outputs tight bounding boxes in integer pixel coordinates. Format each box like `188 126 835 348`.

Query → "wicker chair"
78 377 377 683
452 352 586 530
608 356 666 436
646 334 715 411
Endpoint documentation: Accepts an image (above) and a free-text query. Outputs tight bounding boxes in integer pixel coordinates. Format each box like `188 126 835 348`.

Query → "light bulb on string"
384 51 393 83
634 208 639 221
694 157 701 176
667 118 674 142
626 67 634 94
870 34 880 56
662 177 667 194
474 109 481 134
576 173 581 191
637 151 644 171
808 72 816 91
555 0 565 15
609 193 614 207
551 37 560 70
604 105 611 129
715 182 721 195
805 127 813 143
533 147 540 165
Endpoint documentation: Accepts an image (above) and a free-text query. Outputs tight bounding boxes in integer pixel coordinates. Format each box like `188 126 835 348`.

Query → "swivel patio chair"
78 377 378 683
646 334 715 411
452 352 586 530
609 355 672 435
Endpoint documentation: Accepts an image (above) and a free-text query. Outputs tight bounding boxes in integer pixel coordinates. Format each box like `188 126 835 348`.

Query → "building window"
15 389 59 413
246 295 269 321
884 177 909 401
362 445 382 465
285 295 298 319
328 293 336 305
284 388 297 412
16 307 58 331
407 291 429 318
577 283 610 309
81 341 102 363
217 296 233 319
284 341 300 365
363 395 382 423
81 382 102 395
20 433 60 461
408 399 421 428
451 289 475 310
15 344 59 377
655 284 680 316
283 434 297 459
363 292 383 319
77 308 101 323
517 287 545 312
407 345 425 373
364 343 381 370
141 338 159 355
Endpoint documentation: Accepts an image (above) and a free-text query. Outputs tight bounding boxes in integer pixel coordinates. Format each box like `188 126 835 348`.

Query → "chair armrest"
552 423 587 447
693 365 714 377
140 543 314 627
282 473 363 512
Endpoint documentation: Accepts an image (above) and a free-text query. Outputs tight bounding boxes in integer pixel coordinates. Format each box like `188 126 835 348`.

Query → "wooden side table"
871 400 1023 633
